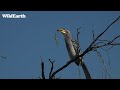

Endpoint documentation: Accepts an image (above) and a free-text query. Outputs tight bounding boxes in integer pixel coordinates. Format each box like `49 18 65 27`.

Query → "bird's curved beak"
57 29 66 34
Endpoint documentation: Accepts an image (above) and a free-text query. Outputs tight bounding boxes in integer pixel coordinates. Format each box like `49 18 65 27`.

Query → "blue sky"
0 11 120 79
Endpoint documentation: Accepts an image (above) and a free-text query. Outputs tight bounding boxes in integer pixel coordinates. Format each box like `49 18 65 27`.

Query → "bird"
57 28 91 79
1 56 7 59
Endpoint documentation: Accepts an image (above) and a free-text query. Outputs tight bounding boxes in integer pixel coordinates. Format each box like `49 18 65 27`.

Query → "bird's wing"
71 39 83 62
71 39 81 55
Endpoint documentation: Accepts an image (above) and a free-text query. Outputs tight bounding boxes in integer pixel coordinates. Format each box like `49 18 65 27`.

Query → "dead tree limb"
49 59 55 79
41 62 45 79
82 16 120 56
50 58 75 79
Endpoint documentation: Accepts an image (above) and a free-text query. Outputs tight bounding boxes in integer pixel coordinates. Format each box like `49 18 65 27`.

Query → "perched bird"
57 28 91 79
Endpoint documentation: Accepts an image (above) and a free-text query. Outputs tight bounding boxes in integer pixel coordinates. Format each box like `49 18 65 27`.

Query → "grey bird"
57 28 91 79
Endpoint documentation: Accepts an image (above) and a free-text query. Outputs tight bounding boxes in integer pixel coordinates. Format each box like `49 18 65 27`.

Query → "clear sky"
0 11 120 79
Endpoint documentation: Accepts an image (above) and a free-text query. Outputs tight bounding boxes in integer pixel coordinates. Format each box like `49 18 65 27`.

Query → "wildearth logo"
2 14 26 18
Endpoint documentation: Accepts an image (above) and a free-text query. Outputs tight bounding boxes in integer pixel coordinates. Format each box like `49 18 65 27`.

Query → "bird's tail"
81 61 91 79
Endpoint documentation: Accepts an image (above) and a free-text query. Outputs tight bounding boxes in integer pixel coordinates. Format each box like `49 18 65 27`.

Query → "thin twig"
41 62 45 79
50 58 75 79
110 35 120 43
77 27 81 43
77 67 81 79
49 59 55 79
95 50 111 79
92 30 95 41
94 40 120 49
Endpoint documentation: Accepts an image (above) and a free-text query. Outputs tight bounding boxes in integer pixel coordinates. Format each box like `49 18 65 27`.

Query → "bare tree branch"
92 16 120 46
41 62 45 79
93 35 120 49
82 16 120 56
110 35 120 43
77 27 81 43
50 59 74 79
49 59 55 79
